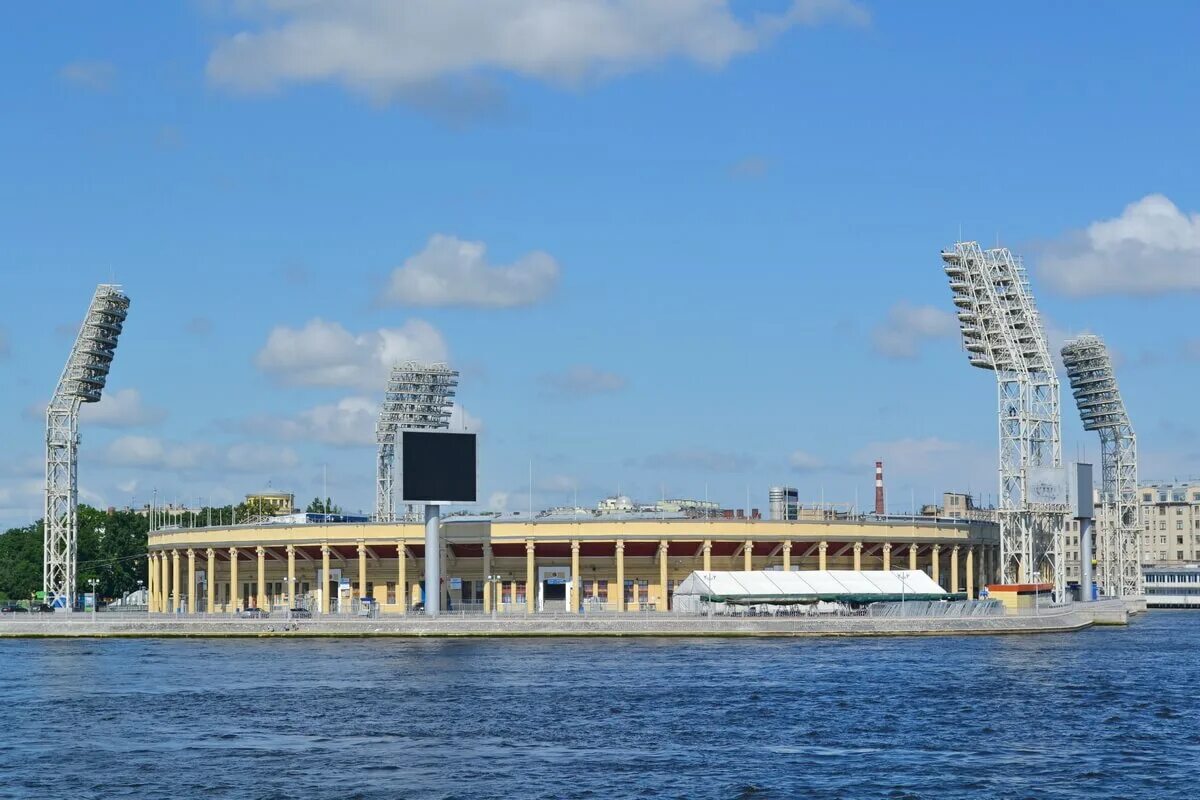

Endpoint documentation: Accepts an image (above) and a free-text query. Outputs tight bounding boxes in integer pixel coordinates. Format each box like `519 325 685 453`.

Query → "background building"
1137 481 1200 564
244 490 296 516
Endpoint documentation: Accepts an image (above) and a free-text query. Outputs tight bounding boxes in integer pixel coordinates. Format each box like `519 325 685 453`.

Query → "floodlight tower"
374 362 458 522
45 284 131 610
1060 335 1140 598
942 242 1067 594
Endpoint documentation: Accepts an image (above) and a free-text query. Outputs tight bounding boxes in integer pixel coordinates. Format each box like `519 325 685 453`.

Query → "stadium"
145 515 999 615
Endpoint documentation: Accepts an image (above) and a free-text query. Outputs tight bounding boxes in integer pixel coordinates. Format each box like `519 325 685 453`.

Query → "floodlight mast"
942 242 1066 595
45 284 130 610
374 362 458 522
1060 335 1140 598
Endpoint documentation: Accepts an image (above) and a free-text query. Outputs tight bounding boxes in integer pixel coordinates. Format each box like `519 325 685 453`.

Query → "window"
597 580 608 601
1178 551 1185 561
1159 521 1166 530
1179 522 1185 531
386 581 396 604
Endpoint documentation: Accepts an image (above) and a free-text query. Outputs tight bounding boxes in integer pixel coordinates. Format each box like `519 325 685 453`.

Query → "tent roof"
674 569 950 604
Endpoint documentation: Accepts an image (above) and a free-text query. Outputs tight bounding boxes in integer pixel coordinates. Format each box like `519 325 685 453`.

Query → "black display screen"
401 431 477 502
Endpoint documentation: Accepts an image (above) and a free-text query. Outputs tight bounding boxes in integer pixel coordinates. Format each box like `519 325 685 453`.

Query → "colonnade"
147 538 1001 615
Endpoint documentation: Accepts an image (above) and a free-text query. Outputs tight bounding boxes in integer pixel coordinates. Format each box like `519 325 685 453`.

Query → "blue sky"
2 1 1198 527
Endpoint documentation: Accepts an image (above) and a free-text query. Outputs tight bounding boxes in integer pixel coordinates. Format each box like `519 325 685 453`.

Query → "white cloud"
100 436 299 475
1038 194 1200 296
487 491 511 512
256 396 378 447
871 302 958 359
643 449 755 473
448 403 484 433
60 60 116 91
207 0 867 101
79 388 167 428
255 318 448 389
102 436 212 471
852 438 992 503
385 234 559 308
541 365 627 396
788 450 823 472
223 443 300 473
729 156 769 179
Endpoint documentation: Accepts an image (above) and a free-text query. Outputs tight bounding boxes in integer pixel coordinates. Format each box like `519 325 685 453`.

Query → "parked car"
0 604 29 613
240 608 269 619
29 604 54 613
288 608 312 619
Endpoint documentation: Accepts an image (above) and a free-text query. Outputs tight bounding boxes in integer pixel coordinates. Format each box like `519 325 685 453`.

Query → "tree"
0 522 42 602
77 506 149 599
305 497 341 514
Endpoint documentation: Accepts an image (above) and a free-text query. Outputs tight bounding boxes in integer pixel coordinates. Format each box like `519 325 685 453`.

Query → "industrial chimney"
874 461 885 516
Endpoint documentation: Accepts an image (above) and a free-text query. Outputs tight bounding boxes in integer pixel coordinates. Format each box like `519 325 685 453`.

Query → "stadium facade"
146 516 1000 615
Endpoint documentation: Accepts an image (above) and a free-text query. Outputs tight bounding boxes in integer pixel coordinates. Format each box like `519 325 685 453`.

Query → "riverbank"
0 601 1130 638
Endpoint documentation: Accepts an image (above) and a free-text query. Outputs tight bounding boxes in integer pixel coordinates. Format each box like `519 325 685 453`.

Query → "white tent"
672 569 948 613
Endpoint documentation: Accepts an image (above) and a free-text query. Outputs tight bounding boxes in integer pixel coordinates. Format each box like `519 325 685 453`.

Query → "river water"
0 612 1197 799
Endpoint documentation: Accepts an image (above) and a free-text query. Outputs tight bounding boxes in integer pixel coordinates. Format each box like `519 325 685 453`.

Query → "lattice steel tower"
942 243 1067 594
375 362 458 522
1060 335 1140 597
45 285 131 609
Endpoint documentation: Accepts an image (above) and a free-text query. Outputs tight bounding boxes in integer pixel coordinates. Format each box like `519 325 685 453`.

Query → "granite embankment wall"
0 604 1125 638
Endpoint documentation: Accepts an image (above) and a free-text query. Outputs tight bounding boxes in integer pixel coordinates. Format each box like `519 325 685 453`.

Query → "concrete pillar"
571 541 581 614
818 540 828 570
951 545 960 594
186 549 195 614
206 548 216 614
398 542 408 615
630 580 639 608
909 544 918 571
147 553 157 612
966 546 976 598
228 547 239 612
882 542 892 571
357 543 367 603
162 552 171 612
286 545 296 609
170 550 180 614
853 541 863 572
931 544 941 586
782 541 792 571
702 540 712 572
743 541 753 572
658 541 669 612
256 546 267 610
615 540 625 612
320 545 330 614
525 540 536 614
481 542 492 614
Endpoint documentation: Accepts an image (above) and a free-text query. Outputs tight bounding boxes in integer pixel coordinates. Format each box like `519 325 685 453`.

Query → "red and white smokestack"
874 461 885 516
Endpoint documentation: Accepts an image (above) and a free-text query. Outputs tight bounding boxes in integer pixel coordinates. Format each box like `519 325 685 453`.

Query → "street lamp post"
87 578 99 622
898 572 909 617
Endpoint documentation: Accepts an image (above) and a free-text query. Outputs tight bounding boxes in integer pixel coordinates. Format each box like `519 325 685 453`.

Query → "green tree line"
0 497 344 602
0 506 149 603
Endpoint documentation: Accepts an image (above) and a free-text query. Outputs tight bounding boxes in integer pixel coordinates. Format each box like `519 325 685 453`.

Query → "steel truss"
1060 335 1140 597
943 242 1067 595
45 285 130 609
374 362 458 522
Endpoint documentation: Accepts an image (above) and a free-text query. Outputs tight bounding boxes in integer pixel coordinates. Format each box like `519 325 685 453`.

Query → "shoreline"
0 602 1131 639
